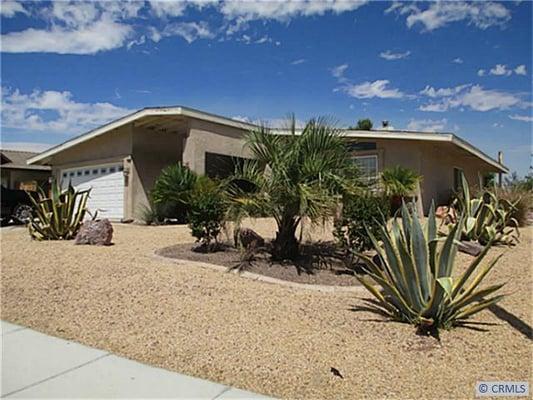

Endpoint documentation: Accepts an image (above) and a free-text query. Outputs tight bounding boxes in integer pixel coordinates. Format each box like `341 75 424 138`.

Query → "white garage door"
61 163 124 220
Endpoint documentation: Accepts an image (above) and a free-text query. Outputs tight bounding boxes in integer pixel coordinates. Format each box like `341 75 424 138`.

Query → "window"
84 170 90 175
92 169 98 175
109 167 116 173
76 171 82 176
100 168 107 174
69 172 74 177
118 166 124 172
62 173 67 178
453 167 464 192
353 155 378 181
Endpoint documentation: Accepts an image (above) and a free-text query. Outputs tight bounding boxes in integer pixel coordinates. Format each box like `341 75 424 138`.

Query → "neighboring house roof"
27 105 508 173
1 149 51 171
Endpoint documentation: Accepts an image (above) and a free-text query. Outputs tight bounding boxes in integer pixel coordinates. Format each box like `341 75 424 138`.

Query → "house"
27 106 508 220
1 150 51 191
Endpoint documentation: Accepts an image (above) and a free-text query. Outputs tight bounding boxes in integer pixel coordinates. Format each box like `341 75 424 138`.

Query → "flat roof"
27 105 508 173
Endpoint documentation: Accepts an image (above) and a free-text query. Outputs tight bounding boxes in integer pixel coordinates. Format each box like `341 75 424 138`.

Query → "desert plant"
381 166 420 198
151 163 198 222
226 115 360 260
452 172 519 245
27 181 90 240
188 177 227 252
357 202 505 330
334 193 390 260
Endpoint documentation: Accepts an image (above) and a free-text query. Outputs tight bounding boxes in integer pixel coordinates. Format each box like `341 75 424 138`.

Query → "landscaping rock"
235 228 265 249
75 219 113 246
458 240 484 256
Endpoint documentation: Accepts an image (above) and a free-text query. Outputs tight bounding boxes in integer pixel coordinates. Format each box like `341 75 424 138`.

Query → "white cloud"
387 1 511 32
219 0 368 22
0 142 53 153
420 84 521 112
148 0 188 18
1 2 138 54
508 114 533 122
489 64 512 76
331 64 348 79
419 84 469 98
155 22 215 44
1 87 131 133
291 58 306 65
406 118 448 132
452 58 464 64
514 65 527 75
0 1 28 17
342 80 405 99
1 18 133 54
379 50 411 60
477 64 528 77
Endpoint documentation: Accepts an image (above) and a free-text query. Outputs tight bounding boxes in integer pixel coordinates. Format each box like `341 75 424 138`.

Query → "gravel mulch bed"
156 242 363 287
1 221 532 399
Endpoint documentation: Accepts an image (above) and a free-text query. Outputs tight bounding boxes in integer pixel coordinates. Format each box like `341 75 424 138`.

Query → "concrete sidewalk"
1 321 274 399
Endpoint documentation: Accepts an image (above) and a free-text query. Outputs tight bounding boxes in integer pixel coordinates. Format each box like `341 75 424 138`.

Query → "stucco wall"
129 127 183 219
352 138 497 212
182 118 250 175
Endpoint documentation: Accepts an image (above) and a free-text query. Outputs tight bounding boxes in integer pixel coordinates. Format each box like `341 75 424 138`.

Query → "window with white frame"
353 155 378 181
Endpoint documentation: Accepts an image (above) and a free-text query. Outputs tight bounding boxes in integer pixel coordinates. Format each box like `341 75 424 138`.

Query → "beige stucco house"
28 106 508 220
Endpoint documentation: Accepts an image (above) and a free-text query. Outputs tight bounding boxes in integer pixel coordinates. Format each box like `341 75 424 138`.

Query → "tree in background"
355 118 373 130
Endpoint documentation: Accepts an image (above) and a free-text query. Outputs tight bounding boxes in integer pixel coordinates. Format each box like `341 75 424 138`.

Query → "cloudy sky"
1 0 531 175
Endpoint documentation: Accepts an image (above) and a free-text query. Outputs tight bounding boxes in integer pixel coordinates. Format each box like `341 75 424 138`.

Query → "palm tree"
227 116 360 260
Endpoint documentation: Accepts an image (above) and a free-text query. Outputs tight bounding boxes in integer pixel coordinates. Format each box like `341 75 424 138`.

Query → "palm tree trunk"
272 216 299 260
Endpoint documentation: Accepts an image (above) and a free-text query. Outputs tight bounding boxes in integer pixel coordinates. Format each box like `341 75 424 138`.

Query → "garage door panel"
60 163 124 220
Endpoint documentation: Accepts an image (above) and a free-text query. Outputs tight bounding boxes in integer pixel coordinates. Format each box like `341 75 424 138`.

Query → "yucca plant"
27 181 90 240
357 202 505 330
451 172 519 245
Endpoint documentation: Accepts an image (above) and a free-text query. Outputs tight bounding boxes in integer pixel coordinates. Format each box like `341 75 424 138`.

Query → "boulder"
75 219 113 246
236 228 265 249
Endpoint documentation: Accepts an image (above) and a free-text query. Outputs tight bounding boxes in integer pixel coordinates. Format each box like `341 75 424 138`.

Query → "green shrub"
451 172 519 245
334 194 390 259
28 181 90 240
188 178 227 252
357 202 505 331
381 166 421 198
151 163 198 223
355 118 373 130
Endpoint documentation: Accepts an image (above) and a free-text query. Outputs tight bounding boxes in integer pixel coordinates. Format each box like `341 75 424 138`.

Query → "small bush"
334 194 390 262
491 186 531 227
188 178 227 252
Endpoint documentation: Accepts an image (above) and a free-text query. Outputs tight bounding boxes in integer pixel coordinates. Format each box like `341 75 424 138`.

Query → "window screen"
353 155 378 180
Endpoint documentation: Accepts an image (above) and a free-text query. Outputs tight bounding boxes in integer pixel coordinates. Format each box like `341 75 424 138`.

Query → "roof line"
27 106 259 165
27 106 508 173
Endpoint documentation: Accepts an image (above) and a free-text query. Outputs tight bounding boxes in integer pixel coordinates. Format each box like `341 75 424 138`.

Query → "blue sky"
1 0 531 176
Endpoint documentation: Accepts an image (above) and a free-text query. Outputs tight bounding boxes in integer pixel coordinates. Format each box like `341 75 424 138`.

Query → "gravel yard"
1 221 531 399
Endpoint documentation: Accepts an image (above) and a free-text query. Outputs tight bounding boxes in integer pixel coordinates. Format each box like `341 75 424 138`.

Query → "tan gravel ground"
1 221 532 399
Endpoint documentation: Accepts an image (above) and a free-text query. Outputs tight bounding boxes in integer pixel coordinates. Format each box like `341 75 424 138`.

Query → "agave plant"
27 181 90 240
357 202 505 330
451 172 519 245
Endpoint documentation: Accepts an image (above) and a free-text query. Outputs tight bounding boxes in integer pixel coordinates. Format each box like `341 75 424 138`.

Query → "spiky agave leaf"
356 201 505 330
